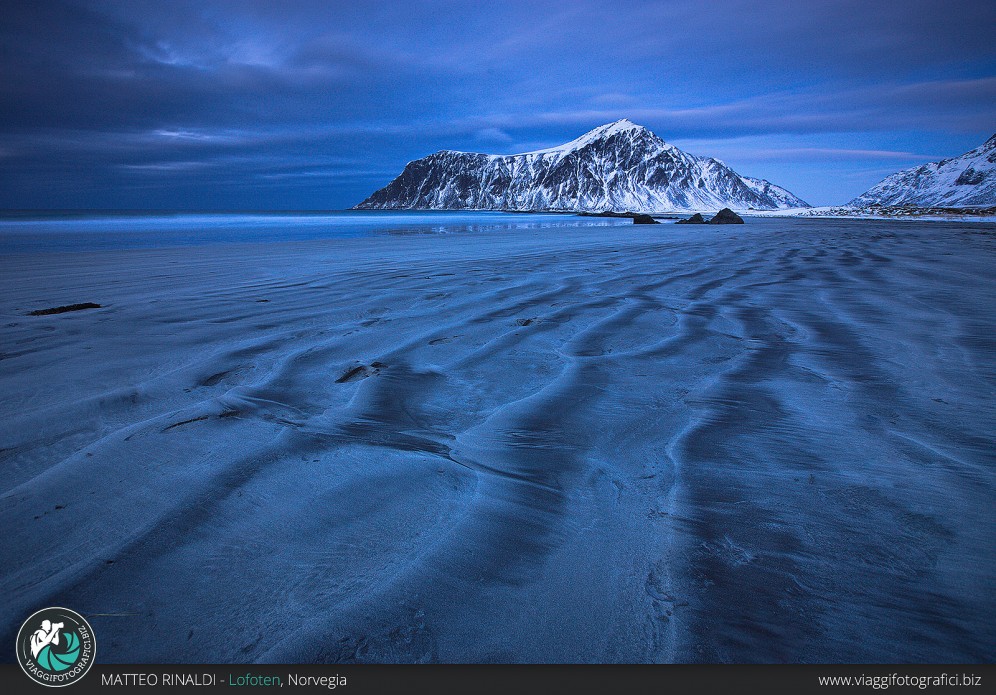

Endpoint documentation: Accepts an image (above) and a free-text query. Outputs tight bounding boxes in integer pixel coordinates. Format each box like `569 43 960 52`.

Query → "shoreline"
349 206 996 222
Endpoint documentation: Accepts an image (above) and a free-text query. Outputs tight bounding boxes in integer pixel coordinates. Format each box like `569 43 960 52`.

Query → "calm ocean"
0 210 634 253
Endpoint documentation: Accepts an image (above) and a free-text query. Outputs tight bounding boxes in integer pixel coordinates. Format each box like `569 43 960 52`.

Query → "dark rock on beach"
676 213 707 224
708 208 745 224
29 303 101 316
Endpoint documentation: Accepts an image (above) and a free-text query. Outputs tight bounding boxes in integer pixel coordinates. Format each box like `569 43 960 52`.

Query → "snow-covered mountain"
355 119 809 212
848 135 996 208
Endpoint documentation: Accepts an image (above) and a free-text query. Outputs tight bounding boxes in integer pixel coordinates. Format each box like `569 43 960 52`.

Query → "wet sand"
0 217 993 663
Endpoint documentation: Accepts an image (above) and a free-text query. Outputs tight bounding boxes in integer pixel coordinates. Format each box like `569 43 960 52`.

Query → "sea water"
0 210 639 253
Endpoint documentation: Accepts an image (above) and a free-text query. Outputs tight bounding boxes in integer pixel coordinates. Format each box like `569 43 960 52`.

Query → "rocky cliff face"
355 119 809 212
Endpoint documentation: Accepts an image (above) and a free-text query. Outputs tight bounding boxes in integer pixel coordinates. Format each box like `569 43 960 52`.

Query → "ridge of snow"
516 119 649 156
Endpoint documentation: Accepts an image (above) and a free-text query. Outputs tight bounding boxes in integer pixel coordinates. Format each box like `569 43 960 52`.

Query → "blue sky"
0 0 993 208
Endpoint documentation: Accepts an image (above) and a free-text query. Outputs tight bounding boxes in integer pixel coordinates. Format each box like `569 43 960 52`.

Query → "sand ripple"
0 219 993 662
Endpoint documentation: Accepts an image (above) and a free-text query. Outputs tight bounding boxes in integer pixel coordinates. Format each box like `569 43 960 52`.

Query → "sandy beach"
1 215 993 663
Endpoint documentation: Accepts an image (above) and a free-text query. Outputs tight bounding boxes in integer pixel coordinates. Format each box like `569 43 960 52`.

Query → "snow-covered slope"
355 120 809 212
849 135 996 207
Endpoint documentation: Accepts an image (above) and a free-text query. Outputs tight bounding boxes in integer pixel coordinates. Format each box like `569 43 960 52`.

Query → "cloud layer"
1 0 993 207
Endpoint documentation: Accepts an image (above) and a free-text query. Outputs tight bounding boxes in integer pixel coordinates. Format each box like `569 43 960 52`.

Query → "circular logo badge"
16 607 96 687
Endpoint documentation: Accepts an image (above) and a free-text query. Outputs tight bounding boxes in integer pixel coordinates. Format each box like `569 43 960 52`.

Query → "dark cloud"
0 0 993 207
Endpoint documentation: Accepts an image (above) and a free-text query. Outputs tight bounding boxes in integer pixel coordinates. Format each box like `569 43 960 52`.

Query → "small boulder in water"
632 214 659 224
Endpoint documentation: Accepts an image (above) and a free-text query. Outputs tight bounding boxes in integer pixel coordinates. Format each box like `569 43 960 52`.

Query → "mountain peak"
581 118 651 140
519 119 656 156
355 119 810 212
597 118 643 132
